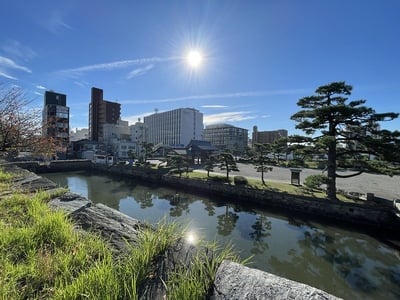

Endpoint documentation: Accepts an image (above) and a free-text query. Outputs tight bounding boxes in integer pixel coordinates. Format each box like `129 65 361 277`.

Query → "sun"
186 50 203 68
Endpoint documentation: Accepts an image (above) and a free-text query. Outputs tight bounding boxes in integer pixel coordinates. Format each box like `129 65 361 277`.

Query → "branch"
336 170 363 178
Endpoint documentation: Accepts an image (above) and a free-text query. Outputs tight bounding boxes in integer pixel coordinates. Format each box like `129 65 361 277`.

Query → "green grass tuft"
0 168 246 299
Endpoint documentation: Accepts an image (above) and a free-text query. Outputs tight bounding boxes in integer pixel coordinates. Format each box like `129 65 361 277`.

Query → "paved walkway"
194 163 400 200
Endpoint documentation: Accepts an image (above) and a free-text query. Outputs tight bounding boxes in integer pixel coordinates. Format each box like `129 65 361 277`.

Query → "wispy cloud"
0 56 32 80
36 85 46 90
124 111 156 124
42 11 72 34
34 91 43 96
204 111 257 125
0 71 17 80
121 88 309 105
1 40 37 61
57 57 178 77
74 81 89 88
201 105 228 108
126 64 154 79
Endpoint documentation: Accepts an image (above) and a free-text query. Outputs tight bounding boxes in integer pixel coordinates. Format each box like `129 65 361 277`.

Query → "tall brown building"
89 87 121 141
252 126 288 146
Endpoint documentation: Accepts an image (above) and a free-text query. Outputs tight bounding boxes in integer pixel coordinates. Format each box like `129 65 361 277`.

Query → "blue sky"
1 0 399 135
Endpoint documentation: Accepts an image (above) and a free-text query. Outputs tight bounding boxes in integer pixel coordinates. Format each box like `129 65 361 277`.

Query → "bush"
303 174 328 191
234 175 248 186
208 176 230 183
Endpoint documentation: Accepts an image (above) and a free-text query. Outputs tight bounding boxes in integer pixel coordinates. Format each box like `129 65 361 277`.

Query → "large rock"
211 260 341 300
1 163 58 192
72 203 146 254
49 192 91 215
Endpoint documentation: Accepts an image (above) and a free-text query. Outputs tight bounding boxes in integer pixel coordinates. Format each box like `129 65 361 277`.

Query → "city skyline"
1 1 399 135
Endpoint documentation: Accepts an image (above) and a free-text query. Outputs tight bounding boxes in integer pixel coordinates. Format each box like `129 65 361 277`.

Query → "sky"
1 0 399 135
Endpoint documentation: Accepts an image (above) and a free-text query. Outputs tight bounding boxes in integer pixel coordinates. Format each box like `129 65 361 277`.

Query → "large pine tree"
291 81 400 200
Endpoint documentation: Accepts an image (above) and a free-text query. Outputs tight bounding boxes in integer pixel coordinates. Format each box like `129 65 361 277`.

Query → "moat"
44 170 400 300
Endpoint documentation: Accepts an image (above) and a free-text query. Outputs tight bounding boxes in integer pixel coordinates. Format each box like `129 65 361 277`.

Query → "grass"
0 167 14 190
0 167 243 299
166 241 250 299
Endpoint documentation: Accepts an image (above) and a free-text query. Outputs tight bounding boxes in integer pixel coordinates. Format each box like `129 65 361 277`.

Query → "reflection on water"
44 171 400 300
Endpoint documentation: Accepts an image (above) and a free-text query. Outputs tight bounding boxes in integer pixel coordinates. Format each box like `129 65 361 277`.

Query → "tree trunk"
327 125 337 200
261 169 265 185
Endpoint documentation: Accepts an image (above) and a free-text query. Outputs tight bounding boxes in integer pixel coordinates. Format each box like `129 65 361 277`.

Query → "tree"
167 155 188 178
291 81 400 200
0 85 53 160
204 155 217 177
217 151 239 184
140 142 154 163
271 137 289 164
251 143 273 185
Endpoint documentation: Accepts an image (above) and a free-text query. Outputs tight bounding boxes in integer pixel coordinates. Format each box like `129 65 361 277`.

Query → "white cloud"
74 81 89 88
124 111 157 124
0 56 32 74
34 91 43 96
126 64 154 79
121 88 309 105
0 70 17 80
42 11 72 34
0 51 32 80
36 85 46 90
201 105 228 108
204 111 257 125
1 40 37 61
57 57 178 77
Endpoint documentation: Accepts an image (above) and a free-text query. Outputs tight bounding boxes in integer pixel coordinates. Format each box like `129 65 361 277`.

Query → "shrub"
303 174 328 191
208 176 230 183
234 176 248 186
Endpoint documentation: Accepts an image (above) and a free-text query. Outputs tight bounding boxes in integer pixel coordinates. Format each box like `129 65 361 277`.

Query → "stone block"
211 260 341 299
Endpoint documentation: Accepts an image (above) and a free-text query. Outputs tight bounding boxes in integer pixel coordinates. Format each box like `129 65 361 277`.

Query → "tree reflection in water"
217 205 239 236
249 215 272 255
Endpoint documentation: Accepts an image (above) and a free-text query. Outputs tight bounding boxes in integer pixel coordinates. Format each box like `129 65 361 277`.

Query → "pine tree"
291 81 400 200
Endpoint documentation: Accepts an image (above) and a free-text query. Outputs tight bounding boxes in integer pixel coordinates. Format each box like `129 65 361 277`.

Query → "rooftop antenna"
155 108 158 114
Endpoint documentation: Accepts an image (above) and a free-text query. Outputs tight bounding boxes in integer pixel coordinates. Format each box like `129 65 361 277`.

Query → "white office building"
144 108 203 147
129 120 148 157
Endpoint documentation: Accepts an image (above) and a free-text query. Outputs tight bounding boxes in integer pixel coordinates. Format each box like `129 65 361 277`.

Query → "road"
195 163 400 200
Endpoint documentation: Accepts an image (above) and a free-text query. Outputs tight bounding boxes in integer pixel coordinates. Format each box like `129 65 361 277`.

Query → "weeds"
166 241 250 299
0 168 242 299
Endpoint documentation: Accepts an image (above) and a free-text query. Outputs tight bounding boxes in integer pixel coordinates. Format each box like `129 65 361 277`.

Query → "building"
42 91 70 158
89 87 121 142
102 119 130 143
102 119 136 159
252 126 288 146
130 120 148 157
70 128 89 142
203 124 248 154
144 108 203 147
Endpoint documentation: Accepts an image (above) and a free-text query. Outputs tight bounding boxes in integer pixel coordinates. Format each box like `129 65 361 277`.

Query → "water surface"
44 171 400 300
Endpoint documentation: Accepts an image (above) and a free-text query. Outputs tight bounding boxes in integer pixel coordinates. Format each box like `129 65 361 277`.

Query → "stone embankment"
87 162 400 233
2 163 340 299
9 159 400 231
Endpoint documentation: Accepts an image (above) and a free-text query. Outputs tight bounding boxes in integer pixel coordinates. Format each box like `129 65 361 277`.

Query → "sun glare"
186 50 202 68
185 230 199 245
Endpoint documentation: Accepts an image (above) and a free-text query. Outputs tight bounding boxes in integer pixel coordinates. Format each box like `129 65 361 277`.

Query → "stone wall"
88 164 400 232
162 176 399 231
8 159 91 173
32 161 399 232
